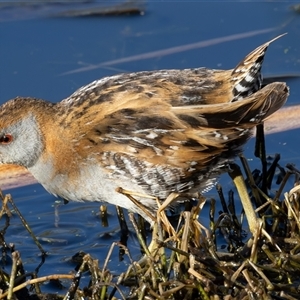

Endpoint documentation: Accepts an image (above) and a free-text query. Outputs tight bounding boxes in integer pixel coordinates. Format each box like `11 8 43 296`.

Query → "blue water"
0 1 299 295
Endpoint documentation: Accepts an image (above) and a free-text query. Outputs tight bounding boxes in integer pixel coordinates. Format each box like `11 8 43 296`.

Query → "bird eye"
0 134 13 144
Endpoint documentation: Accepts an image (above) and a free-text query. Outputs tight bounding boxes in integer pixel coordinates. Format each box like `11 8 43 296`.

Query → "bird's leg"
156 192 180 237
116 187 156 223
116 187 163 255
116 187 179 237
117 188 180 256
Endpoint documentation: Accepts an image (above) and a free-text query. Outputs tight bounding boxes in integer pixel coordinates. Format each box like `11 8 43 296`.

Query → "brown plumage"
0 35 289 223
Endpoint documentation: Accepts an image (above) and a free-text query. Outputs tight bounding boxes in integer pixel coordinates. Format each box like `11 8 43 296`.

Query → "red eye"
0 134 13 144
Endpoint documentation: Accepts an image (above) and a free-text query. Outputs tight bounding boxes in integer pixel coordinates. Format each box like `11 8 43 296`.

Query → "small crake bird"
0 35 288 229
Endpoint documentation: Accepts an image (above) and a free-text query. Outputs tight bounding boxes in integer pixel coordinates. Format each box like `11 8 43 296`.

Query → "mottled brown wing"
78 81 287 160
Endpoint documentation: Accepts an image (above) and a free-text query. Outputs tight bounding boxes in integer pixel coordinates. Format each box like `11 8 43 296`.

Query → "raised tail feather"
231 34 286 102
